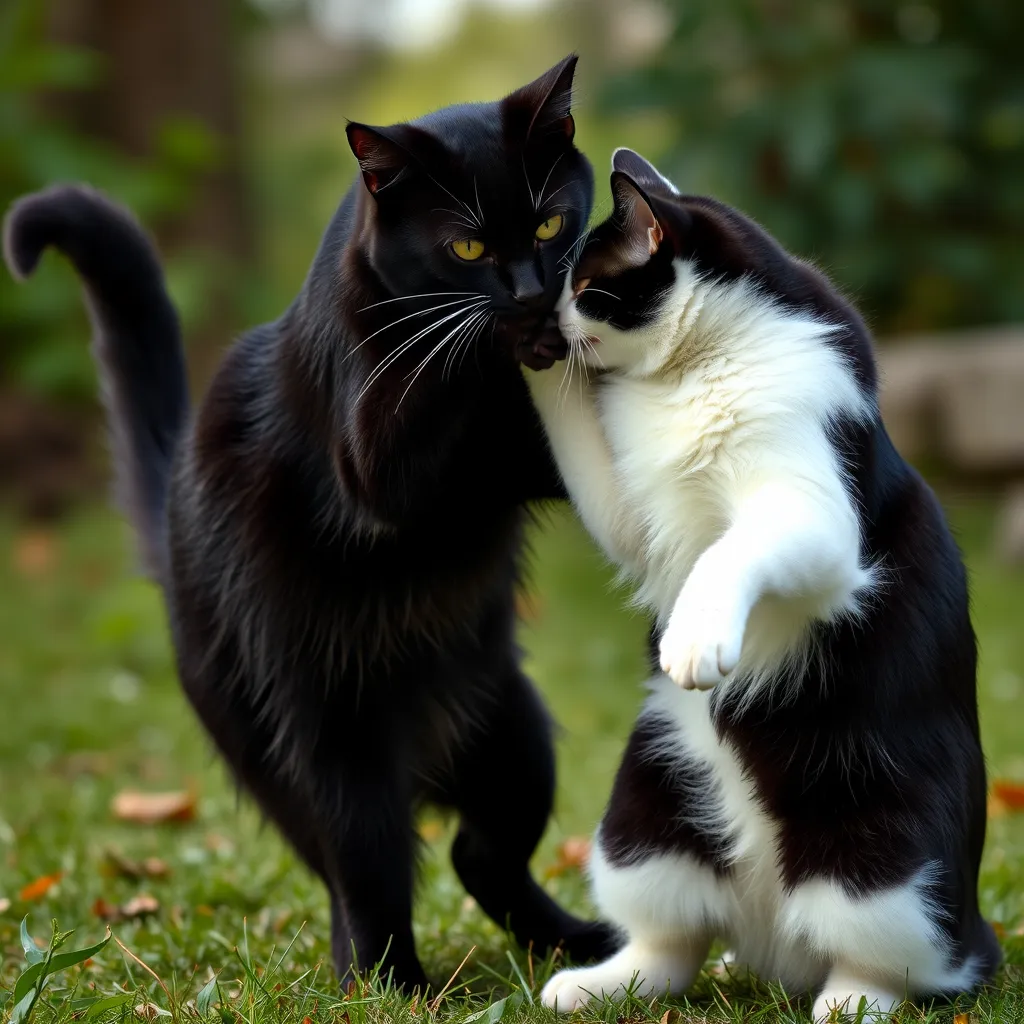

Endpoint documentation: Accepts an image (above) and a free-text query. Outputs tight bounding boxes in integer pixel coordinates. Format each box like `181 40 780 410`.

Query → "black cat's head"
346 56 593 371
557 147 796 375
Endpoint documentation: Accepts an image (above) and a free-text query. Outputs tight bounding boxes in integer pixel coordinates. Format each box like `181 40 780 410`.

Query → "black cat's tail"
3 185 189 580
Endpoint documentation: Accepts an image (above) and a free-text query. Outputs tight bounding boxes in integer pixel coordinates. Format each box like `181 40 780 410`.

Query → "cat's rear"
529 148 999 1020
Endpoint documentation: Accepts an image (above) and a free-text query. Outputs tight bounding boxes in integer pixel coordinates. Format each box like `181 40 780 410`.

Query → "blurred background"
3 0 1024 1002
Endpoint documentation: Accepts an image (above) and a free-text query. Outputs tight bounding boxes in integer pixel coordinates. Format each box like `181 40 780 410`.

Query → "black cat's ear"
611 148 678 198
610 171 664 266
505 54 578 143
346 123 411 196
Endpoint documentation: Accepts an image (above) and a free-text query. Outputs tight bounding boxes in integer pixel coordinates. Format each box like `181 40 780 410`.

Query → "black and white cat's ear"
506 54 578 143
610 171 664 266
346 123 411 196
611 148 679 197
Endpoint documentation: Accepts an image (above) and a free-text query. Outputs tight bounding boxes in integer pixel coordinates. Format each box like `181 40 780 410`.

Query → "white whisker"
345 296 485 363
397 305 490 409
427 174 481 228
522 155 537 211
536 153 565 210
442 307 489 381
473 177 485 226
580 287 621 301
357 291 477 314
357 300 487 400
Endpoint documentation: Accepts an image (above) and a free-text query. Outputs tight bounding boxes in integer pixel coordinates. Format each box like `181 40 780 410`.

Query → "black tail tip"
3 183 117 281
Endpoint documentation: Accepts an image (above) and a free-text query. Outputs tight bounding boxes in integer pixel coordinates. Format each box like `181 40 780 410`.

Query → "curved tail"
3 185 190 580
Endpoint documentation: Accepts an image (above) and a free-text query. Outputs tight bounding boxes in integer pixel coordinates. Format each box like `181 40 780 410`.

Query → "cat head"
346 56 593 371
557 147 789 375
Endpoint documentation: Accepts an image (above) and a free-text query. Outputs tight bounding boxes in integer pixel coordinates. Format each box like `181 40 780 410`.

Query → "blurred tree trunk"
46 0 253 391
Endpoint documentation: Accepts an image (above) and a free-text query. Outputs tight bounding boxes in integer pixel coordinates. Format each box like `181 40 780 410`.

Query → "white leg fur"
659 481 869 690
812 966 902 1022
522 366 627 559
541 937 710 1012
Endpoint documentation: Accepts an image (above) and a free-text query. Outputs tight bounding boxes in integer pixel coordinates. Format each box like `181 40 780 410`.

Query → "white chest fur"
527 267 877 696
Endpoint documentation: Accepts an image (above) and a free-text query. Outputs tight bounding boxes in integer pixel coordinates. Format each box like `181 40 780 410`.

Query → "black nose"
508 260 545 308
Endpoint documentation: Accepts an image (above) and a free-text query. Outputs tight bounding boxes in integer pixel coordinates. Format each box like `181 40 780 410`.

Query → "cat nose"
508 260 545 308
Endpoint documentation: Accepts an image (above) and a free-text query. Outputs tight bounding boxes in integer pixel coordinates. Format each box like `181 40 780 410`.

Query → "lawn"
2 494 1024 1023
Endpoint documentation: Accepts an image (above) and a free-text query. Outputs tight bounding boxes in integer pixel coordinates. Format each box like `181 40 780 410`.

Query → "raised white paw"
659 599 745 690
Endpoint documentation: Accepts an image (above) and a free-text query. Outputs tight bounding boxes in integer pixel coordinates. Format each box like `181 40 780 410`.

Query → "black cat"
3 56 616 991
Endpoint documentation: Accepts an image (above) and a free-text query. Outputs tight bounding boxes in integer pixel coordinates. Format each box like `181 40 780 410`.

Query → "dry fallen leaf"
988 793 1008 818
953 1013 971 1024
19 872 63 901
661 1010 680 1024
545 836 591 878
102 850 171 880
111 789 196 825
94 894 160 923
992 780 1024 811
135 1003 160 1020
12 529 57 578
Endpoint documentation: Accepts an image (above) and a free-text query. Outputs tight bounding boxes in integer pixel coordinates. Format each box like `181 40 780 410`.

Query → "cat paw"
811 980 901 1022
541 966 604 1012
659 604 744 690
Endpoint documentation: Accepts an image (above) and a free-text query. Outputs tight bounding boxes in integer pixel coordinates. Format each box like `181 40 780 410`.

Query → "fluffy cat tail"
3 184 190 580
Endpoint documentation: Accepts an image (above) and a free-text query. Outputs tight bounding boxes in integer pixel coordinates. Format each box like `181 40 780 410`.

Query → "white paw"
812 985 901 1022
541 965 614 1012
659 598 745 690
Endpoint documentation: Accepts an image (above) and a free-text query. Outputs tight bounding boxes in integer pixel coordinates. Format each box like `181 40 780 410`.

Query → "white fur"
527 262 979 1014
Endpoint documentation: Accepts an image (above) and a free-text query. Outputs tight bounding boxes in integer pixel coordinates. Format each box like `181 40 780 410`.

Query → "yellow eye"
450 238 485 261
535 214 564 241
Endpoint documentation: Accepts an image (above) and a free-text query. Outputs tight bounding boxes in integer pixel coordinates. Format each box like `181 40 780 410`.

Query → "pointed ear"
611 148 678 197
505 54 578 143
611 171 664 266
346 123 411 196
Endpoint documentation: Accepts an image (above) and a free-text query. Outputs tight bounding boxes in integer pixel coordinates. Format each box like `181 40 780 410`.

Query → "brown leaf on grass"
102 850 171 880
93 894 160 922
12 529 57 578
111 789 196 825
660 1011 680 1024
544 837 591 879
19 871 62 901
991 780 1024 811
953 1013 970 1024
135 1004 160 1020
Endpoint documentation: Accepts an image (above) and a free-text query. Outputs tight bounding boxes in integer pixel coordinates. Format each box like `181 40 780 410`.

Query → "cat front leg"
522 365 626 558
660 480 867 690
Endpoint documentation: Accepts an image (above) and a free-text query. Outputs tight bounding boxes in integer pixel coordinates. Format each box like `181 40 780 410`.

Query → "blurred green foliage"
0 0 216 403
605 0 1024 334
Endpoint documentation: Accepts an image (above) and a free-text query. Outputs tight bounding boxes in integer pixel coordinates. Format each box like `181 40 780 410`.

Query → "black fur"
575 150 1000 988
3 57 619 991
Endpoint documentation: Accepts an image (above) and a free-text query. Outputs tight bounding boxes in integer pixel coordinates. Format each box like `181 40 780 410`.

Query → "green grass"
2 494 1024 1023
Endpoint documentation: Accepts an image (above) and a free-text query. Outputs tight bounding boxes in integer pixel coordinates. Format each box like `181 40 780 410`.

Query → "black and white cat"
526 149 999 1020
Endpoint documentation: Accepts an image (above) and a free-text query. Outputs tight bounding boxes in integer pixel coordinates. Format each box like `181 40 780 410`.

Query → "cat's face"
347 57 593 371
557 148 690 375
